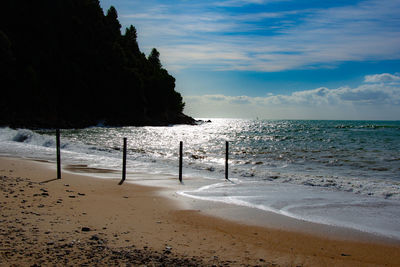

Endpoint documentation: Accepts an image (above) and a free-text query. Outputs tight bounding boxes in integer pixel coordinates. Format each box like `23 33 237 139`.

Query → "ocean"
1 119 399 239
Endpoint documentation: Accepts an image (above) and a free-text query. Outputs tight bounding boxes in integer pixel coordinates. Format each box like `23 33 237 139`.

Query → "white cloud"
184 73 400 120
364 73 400 83
215 0 285 7
119 0 400 72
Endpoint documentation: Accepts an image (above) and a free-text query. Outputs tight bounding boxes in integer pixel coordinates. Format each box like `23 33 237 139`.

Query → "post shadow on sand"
39 178 59 184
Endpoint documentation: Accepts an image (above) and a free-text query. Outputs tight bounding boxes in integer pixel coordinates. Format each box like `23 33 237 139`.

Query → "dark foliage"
0 0 193 128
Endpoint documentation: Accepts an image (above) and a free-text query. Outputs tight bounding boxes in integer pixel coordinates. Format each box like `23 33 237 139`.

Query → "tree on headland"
148 48 162 70
0 0 193 128
105 6 122 40
123 26 140 56
0 30 16 116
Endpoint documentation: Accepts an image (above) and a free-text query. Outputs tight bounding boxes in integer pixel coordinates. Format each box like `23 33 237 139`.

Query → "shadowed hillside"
0 0 194 128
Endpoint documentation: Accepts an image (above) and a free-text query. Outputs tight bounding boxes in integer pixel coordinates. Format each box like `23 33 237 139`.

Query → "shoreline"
1 156 400 266
173 191 400 245
65 159 400 244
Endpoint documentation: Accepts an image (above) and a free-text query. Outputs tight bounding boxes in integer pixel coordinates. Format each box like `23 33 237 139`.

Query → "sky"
99 0 400 120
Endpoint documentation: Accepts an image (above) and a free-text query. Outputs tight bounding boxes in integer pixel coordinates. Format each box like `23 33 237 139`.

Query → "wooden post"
225 141 229 180
179 141 183 183
119 137 127 185
56 129 61 179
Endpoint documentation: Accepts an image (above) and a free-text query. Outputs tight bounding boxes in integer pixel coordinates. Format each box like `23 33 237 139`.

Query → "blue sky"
99 0 400 120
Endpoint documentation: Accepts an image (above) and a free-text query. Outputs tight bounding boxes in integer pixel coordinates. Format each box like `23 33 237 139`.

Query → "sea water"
0 119 399 239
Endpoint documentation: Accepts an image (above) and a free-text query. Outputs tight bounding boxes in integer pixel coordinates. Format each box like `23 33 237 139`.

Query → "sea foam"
1 120 400 239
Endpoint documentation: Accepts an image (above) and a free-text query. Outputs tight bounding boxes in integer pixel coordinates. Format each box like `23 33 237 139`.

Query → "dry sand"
1 157 399 266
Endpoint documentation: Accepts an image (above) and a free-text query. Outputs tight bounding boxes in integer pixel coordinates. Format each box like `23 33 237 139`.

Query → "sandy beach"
1 156 399 266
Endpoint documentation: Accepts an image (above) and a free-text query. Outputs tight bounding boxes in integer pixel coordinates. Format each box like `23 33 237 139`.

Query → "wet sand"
1 157 399 266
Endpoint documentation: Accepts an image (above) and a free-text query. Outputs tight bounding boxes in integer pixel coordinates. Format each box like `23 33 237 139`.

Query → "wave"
1 124 399 200
0 127 118 159
2 122 400 241
335 124 400 130
0 127 55 147
178 180 400 240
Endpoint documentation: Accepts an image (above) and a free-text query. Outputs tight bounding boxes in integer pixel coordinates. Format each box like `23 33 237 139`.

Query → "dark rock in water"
303 181 315 186
191 154 204 160
206 167 215 172
385 193 393 199
195 119 212 125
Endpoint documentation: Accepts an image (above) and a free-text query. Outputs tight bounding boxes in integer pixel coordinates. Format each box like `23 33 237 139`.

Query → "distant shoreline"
0 112 200 130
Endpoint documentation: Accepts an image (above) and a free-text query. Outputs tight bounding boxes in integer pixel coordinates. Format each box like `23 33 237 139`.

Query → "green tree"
123 25 140 55
0 30 15 79
148 48 162 69
106 6 121 37
0 0 192 128
0 30 16 117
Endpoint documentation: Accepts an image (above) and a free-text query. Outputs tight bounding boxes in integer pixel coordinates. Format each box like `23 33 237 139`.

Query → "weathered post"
119 137 127 185
56 129 61 179
179 141 183 183
225 141 229 180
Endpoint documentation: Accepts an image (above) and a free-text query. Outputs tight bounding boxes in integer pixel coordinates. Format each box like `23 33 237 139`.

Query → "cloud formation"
119 0 400 72
184 73 400 120
364 73 400 83
215 0 285 7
